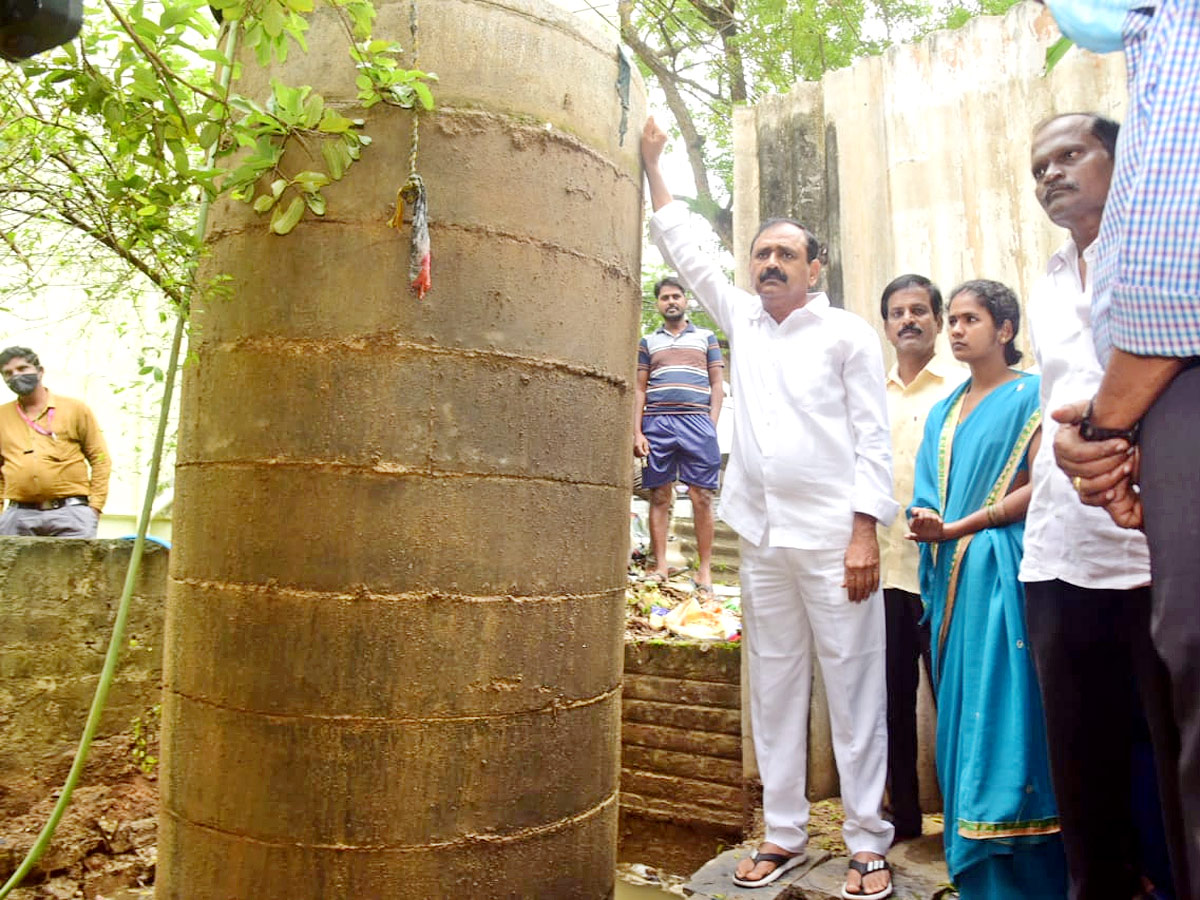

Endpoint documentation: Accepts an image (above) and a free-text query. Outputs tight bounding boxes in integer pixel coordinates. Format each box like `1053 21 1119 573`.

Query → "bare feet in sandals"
732 841 806 888
841 851 893 899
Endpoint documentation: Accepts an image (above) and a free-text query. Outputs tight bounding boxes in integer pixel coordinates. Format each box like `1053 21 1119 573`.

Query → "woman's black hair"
948 279 1023 366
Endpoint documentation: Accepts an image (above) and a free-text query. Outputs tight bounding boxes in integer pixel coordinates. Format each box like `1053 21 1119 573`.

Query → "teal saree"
911 373 1066 897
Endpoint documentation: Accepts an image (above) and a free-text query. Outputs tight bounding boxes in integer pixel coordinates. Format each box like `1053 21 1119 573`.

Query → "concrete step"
673 518 741 579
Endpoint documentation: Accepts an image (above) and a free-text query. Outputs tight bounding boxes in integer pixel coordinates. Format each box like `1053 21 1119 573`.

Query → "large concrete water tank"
156 0 645 894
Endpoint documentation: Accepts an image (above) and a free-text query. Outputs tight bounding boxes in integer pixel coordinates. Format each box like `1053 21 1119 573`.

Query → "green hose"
0 21 240 897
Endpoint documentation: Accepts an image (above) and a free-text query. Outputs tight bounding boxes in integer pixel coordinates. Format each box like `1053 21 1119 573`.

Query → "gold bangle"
995 498 1006 526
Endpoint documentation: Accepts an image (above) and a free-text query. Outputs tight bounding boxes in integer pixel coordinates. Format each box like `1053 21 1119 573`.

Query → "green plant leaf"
321 139 350 179
253 193 277 212
413 81 434 110
304 192 326 215
261 0 287 37
198 120 222 149
301 93 324 127
270 195 305 234
159 3 193 30
1044 37 1073 73
293 170 330 192
318 109 353 133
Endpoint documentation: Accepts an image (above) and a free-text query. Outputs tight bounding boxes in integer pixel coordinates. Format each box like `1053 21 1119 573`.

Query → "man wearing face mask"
0 347 111 538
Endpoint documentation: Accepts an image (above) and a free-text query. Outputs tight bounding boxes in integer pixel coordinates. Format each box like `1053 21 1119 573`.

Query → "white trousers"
740 539 893 856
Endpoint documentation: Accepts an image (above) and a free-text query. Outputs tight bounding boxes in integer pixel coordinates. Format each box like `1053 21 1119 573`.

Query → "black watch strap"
1079 399 1141 444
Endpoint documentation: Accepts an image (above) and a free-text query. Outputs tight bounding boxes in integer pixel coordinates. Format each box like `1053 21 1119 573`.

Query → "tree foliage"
619 0 1020 250
0 0 434 310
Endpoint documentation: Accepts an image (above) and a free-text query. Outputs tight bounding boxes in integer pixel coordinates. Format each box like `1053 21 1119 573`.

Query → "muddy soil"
0 735 158 900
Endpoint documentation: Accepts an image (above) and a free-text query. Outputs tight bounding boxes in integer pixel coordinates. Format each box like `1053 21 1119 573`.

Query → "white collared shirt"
649 201 897 550
1019 238 1151 589
881 354 967 594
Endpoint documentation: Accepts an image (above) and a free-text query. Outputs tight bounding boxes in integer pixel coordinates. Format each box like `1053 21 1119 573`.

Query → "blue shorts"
641 413 720 491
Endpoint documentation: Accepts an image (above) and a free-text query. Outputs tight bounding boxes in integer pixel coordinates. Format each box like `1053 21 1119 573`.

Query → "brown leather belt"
10 496 88 510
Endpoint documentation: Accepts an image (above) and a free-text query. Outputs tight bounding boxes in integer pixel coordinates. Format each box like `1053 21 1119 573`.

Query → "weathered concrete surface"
158 0 645 895
735 3 1126 355
0 539 167 781
684 847 832 899
621 641 746 836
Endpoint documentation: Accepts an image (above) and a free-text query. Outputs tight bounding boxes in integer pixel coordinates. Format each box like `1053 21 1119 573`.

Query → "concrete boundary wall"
734 3 1126 364
1 548 751 841
0 539 168 780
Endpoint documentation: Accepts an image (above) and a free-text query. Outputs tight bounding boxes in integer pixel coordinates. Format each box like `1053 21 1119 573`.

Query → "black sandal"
841 856 893 899
731 849 808 888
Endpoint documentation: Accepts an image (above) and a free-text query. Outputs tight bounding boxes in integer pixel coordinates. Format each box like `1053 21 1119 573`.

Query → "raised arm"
642 118 743 336
641 117 673 212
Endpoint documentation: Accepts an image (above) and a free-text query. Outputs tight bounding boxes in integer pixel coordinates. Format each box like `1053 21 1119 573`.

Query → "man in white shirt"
877 275 965 843
642 118 897 898
1024 112 1182 898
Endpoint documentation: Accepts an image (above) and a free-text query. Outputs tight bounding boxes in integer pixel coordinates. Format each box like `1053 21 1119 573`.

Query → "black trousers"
1140 363 1200 900
1025 579 1180 900
883 587 932 839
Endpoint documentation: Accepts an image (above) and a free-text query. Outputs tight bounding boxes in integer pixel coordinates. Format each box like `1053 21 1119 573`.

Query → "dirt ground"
0 736 159 900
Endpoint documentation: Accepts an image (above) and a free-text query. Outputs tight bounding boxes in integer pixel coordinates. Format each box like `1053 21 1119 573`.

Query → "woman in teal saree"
908 281 1066 898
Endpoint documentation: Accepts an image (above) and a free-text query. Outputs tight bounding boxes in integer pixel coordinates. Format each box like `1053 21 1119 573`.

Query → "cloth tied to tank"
386 0 431 300
391 174 431 299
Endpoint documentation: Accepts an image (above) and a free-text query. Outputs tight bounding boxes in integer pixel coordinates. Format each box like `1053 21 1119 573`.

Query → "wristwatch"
1079 399 1141 444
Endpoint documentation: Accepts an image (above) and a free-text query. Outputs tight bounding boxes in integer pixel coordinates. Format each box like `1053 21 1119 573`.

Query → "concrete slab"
683 846 832 898
683 834 950 900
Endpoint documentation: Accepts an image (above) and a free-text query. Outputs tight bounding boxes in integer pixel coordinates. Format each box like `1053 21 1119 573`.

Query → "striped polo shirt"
637 321 723 416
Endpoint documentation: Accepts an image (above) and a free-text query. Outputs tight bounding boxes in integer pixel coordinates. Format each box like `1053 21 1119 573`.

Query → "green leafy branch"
350 38 436 110
217 79 374 233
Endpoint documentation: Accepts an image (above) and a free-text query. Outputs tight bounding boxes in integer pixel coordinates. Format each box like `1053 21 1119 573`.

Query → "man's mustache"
1044 182 1076 200
759 267 787 284
899 325 923 337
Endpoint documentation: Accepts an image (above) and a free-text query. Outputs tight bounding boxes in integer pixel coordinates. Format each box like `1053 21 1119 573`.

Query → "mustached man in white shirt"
642 118 897 899
1024 112 1183 899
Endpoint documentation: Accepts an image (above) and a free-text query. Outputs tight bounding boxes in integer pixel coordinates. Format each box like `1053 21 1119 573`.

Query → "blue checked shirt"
1092 0 1200 362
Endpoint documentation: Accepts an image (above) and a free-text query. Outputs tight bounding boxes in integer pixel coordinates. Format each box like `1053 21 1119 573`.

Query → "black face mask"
6 373 40 396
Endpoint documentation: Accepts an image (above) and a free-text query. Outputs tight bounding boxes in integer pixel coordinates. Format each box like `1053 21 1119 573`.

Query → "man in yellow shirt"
0 347 111 537
878 275 965 842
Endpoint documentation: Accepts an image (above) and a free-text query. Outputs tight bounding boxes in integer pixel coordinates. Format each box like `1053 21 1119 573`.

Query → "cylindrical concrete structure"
156 1 644 895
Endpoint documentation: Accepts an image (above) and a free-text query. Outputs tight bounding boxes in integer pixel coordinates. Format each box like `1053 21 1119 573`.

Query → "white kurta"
651 201 895 856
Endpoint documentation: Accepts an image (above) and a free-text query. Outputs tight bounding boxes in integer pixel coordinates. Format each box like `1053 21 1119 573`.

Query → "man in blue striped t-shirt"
634 276 724 591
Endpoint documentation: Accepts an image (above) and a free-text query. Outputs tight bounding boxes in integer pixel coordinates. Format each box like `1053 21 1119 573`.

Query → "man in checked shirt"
1043 0 1200 895
0 346 111 537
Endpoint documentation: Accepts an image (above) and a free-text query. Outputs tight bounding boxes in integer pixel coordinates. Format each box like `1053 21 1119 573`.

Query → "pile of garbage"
625 572 741 642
